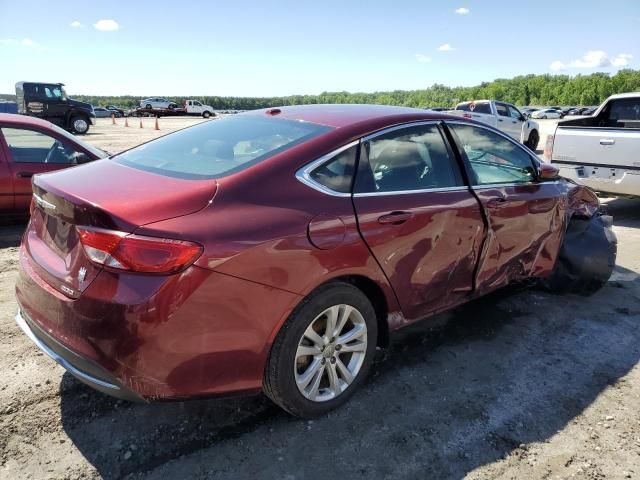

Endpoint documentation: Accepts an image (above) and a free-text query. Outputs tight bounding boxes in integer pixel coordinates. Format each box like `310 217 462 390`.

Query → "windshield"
115 115 333 179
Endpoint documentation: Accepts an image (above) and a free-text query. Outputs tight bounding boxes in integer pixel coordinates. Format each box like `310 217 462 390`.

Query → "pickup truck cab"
184 100 214 118
545 92 640 197
448 100 540 150
0 113 107 215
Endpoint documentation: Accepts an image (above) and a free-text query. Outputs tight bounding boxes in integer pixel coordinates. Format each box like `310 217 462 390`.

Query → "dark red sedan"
15 105 616 417
0 113 107 215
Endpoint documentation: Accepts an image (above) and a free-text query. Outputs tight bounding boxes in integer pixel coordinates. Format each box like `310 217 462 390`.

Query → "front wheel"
264 282 378 418
202 111 211 118
70 116 90 134
526 130 539 151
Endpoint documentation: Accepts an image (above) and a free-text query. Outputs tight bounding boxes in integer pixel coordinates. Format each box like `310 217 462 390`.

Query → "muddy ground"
0 118 639 479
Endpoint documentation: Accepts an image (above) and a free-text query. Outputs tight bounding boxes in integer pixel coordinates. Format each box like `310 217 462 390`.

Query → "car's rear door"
445 122 566 292
0 126 87 211
352 122 486 321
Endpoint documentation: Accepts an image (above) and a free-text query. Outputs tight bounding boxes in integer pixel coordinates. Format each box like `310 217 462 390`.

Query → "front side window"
116 115 333 179
495 103 510 117
508 105 523 119
356 124 462 193
2 128 88 164
448 124 536 185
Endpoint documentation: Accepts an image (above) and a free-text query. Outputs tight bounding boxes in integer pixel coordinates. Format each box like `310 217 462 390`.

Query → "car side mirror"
519 115 526 121
538 163 559 180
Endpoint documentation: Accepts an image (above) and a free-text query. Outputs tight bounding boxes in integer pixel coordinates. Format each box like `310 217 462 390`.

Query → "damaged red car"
15 105 616 417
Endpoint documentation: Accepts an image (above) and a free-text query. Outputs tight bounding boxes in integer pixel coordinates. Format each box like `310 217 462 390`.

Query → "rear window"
115 116 333 179
455 102 492 114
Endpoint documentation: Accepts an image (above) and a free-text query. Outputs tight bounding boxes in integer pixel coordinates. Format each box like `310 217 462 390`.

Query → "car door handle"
599 139 615 145
486 196 507 208
498 119 504 122
378 212 413 225
16 171 34 178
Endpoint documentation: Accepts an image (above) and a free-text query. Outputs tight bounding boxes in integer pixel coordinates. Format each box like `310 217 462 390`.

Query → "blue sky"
0 0 638 97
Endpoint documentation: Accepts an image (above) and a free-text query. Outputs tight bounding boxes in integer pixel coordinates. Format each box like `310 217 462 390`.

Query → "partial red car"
0 114 107 216
15 105 616 417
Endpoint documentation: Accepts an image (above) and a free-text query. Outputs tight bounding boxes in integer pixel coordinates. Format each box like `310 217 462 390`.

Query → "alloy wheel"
294 304 367 402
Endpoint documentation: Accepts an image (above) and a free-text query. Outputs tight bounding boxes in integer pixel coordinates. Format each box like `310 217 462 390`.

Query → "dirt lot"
1 118 639 480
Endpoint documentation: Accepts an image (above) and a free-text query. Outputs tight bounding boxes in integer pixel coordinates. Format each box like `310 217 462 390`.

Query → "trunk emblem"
33 193 56 211
78 267 87 282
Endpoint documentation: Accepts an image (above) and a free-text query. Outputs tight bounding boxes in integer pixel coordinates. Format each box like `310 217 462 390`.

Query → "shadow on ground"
59 274 640 479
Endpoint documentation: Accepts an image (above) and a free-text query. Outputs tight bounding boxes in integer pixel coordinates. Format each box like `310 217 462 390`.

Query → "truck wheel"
526 130 539 151
540 215 617 296
202 111 211 118
145 104 152 109
70 116 90 135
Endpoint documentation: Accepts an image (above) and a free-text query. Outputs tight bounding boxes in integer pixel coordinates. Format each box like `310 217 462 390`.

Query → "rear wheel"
264 282 378 418
70 116 90 134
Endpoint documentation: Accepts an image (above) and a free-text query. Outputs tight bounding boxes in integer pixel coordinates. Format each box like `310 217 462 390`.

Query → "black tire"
526 130 539 151
145 104 152 109
263 282 378 418
540 215 617 296
202 111 211 118
70 115 90 134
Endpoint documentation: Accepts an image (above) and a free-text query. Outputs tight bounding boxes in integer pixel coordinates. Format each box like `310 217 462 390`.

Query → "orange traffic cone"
125 117 129 127
111 113 116 125
139 119 143 129
154 117 159 130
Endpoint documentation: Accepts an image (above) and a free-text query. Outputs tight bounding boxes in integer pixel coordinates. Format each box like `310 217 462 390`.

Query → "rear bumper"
15 310 144 402
556 164 640 197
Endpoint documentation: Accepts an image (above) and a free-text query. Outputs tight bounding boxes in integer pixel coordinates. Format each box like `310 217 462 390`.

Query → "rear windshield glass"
115 116 333 179
455 102 492 114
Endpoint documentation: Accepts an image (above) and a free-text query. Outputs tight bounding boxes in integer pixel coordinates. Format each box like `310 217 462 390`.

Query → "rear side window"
116 116 333 179
605 98 640 128
356 124 463 193
309 145 357 194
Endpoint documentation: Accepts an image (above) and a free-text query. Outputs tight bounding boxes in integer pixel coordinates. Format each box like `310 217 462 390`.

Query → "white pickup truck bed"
547 92 640 197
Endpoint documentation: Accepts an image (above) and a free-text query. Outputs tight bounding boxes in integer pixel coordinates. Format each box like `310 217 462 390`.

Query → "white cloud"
0 37 42 48
70 20 83 28
438 43 455 52
415 53 431 63
550 50 633 71
612 53 633 67
455 7 470 14
93 19 120 31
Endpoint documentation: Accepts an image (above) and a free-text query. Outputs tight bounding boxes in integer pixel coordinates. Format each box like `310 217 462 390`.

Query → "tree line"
2 69 639 110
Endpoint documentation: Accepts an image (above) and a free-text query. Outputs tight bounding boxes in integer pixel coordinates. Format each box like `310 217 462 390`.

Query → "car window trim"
443 120 540 186
295 140 360 197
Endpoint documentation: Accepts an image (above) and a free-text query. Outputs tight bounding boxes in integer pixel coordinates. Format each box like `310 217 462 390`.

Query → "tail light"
77 227 203 274
543 134 555 161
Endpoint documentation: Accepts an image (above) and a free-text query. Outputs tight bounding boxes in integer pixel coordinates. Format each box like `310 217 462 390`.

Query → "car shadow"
58 272 640 479
600 197 640 228
0 220 27 248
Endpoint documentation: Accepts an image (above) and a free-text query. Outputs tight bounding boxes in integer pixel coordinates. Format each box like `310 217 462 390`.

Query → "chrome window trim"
471 180 562 190
353 186 468 198
362 120 440 142
294 140 359 197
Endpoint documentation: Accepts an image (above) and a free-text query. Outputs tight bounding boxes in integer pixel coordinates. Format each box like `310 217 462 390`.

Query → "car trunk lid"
26 159 217 298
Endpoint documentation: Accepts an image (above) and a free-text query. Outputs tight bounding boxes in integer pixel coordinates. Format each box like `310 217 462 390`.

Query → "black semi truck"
15 82 96 134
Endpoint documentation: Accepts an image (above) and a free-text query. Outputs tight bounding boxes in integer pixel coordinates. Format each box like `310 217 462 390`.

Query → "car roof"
0 113 63 128
243 104 458 129
607 92 640 100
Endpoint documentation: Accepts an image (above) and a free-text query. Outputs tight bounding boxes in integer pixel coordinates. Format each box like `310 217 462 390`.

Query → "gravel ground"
0 118 639 480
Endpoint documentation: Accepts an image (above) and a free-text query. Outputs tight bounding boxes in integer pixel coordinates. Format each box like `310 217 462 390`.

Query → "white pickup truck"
447 100 540 150
544 92 640 197
183 100 215 118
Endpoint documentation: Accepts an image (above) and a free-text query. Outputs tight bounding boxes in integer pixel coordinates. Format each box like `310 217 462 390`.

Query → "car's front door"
495 102 519 141
352 122 486 321
1 127 89 211
446 122 566 292
0 134 14 211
